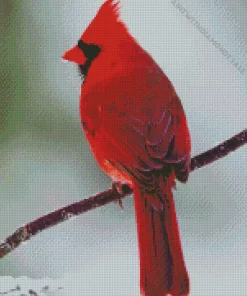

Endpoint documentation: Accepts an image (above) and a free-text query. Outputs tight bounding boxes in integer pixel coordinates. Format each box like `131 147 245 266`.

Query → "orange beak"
62 45 87 65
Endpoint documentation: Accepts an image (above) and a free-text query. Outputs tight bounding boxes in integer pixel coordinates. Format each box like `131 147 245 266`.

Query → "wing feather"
85 66 190 187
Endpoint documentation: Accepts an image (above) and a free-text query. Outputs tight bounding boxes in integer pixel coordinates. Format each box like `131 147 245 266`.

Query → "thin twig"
0 129 246 259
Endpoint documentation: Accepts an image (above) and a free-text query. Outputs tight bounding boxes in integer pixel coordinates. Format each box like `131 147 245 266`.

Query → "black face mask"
77 40 101 60
77 40 101 80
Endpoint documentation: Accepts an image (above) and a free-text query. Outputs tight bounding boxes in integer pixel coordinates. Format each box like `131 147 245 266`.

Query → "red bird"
63 1 191 295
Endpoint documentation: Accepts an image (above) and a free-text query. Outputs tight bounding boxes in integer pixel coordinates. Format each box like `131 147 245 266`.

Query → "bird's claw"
112 182 125 210
116 198 124 210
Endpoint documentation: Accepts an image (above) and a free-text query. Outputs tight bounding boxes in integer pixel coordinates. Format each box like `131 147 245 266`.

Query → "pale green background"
1 0 246 295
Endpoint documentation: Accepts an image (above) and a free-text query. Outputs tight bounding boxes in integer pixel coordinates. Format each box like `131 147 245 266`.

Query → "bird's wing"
88 66 191 199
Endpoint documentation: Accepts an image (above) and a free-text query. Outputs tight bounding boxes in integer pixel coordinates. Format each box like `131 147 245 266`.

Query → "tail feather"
134 179 189 296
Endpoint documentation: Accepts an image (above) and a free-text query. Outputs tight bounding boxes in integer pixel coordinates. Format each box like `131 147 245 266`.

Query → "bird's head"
62 0 135 77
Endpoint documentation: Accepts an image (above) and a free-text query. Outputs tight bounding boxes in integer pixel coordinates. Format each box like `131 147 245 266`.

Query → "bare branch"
190 129 246 170
0 129 246 259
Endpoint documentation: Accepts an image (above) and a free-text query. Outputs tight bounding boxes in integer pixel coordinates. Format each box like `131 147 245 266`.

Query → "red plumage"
63 1 191 295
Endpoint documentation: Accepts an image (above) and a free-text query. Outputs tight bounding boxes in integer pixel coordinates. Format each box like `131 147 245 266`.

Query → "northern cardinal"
63 1 191 295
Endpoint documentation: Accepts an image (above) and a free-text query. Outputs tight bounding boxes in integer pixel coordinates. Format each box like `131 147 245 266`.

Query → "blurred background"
1 0 246 295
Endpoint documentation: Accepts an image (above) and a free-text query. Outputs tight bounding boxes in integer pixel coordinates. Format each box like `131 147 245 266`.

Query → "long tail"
133 179 189 296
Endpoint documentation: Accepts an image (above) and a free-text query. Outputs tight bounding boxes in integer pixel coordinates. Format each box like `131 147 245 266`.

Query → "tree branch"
0 129 246 259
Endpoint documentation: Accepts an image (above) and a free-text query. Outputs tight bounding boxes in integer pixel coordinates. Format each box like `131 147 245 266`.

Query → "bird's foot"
112 182 127 210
